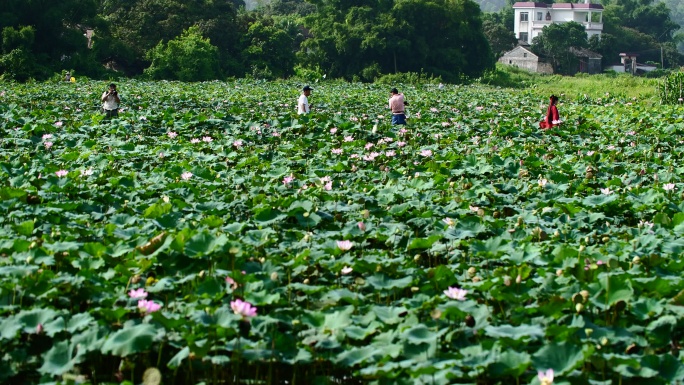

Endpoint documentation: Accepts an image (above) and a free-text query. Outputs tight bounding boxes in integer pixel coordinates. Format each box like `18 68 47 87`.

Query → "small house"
498 45 554 74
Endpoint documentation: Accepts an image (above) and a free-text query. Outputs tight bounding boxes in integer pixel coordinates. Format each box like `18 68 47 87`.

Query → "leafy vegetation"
2 79 684 384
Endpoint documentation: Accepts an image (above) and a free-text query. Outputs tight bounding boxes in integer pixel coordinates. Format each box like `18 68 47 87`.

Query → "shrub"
144 26 220 82
658 71 684 104
375 71 442 85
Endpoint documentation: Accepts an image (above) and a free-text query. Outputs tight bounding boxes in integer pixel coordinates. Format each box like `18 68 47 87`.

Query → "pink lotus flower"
128 288 148 299
397 141 407 147
444 287 467 300
336 240 353 251
357 222 366 231
330 127 338 134
538 369 554 385
138 299 162 313
55 170 68 177
42 134 53 140
475 106 484 111
365 143 374 150
283 174 295 184
664 183 676 191
600 188 612 195
331 148 343 155
420 149 433 157
181 172 193 180
54 121 63 127
44 142 53 149
36 323 43 334
233 139 244 148
344 136 354 142
202 136 213 142
341 266 353 275
167 131 178 138
190 138 200 144
231 299 257 318
385 150 396 157
324 181 332 191
225 276 238 289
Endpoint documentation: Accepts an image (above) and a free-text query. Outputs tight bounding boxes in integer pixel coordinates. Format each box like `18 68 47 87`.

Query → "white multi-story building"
513 1 604 44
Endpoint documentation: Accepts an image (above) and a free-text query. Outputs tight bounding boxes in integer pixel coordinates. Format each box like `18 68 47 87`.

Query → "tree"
300 0 494 82
241 16 297 78
531 22 588 74
101 0 244 75
482 18 516 58
0 0 99 79
144 26 220 81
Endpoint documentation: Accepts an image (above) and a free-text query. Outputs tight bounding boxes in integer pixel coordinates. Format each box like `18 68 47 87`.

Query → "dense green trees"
144 26 220 81
300 0 494 82
531 22 588 74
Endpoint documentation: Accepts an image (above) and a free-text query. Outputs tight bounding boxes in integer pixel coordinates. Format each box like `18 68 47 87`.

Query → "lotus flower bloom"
365 143 374 150
476 106 484 111
128 288 148 299
190 138 200 144
469 205 479 212
283 174 295 184
138 299 162 313
420 149 433 157
233 139 244 148
330 127 338 134
385 150 396 157
341 266 353 275
538 369 554 385
324 181 333 191
586 151 595 156
337 240 353 251
664 183 676 191
231 299 257 318
55 170 68 177
331 148 343 155
167 131 178 138
397 141 407 147
54 121 63 127
42 134 53 140
444 287 467 301
538 178 548 187
202 136 213 142
44 142 53 149
225 276 238 289
442 218 455 227
181 172 193 180
357 222 366 231
600 188 612 195
344 135 354 142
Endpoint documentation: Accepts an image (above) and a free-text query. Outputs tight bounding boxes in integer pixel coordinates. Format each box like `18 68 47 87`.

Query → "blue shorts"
392 114 406 125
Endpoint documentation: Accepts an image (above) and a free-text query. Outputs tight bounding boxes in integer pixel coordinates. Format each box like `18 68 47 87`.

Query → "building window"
536 12 543 21
546 12 551 21
523 53 528 58
519 32 529 42
520 12 529 22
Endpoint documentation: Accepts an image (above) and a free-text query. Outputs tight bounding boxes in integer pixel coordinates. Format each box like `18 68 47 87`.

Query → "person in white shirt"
101 83 120 119
298 85 312 114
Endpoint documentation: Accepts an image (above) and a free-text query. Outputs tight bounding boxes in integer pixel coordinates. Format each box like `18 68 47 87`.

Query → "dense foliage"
2 80 684 384
531 22 589 75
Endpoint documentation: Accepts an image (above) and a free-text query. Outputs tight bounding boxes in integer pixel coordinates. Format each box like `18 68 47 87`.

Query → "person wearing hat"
298 85 313 114
388 88 408 125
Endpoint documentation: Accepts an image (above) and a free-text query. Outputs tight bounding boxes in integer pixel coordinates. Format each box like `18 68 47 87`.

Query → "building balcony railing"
530 20 602 30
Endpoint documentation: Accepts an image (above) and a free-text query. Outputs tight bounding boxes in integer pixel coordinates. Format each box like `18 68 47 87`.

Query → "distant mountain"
475 0 507 13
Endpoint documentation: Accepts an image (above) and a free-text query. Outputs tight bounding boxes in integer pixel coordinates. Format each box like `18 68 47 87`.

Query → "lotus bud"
601 337 609 346
575 303 584 313
414 255 421 261
411 286 419 292
579 245 586 253
131 275 141 284
376 265 382 272
556 269 563 277
270 272 279 281
303 278 310 285
515 274 522 284
632 256 640 265
467 267 476 276
504 276 511 286
36 323 43 334
580 290 590 301
472 276 481 283
585 328 593 337
198 270 206 279
430 309 442 320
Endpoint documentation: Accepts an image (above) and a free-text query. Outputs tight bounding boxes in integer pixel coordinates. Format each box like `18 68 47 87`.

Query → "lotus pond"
1 79 684 385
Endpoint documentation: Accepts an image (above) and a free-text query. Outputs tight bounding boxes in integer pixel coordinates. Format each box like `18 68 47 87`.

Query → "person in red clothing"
539 95 561 129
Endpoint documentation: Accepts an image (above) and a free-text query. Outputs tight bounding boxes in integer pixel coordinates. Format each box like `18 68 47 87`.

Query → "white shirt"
298 94 309 114
102 91 119 111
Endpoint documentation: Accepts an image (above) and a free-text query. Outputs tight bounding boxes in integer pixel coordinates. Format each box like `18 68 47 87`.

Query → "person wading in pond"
298 85 312 114
389 88 408 125
539 95 561 129
101 83 120 119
